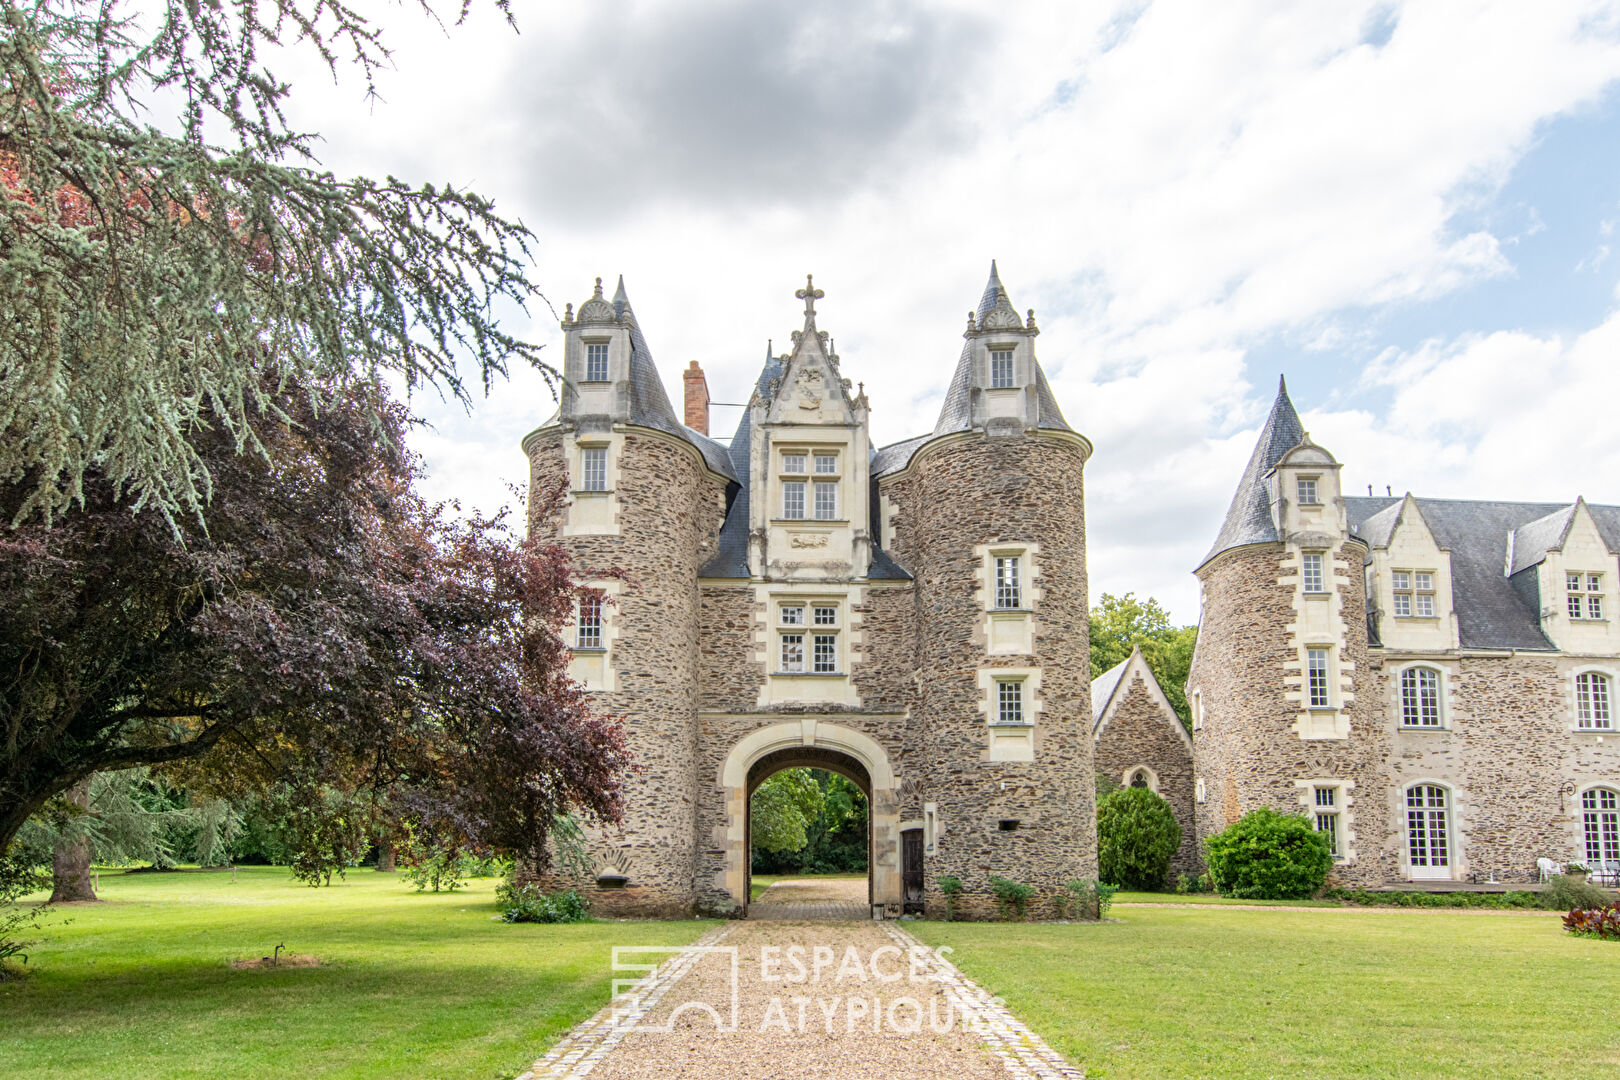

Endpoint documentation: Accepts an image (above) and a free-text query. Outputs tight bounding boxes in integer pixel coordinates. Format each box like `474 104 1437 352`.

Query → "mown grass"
912 904 1620 1079
1111 890 1342 907
1 867 711 1080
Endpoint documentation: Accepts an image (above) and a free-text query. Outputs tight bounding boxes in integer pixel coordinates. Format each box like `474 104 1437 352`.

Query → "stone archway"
717 719 901 912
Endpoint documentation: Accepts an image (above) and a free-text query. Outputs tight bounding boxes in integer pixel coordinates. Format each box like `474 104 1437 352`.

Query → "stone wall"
1094 671 1201 878
527 427 728 916
882 430 1096 920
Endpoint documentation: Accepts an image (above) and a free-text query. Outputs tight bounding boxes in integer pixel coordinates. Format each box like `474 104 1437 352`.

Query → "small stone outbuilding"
1092 648 1200 878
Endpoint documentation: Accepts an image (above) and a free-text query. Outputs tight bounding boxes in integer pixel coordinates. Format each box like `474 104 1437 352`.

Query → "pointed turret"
1199 378 1306 568
935 263 1070 437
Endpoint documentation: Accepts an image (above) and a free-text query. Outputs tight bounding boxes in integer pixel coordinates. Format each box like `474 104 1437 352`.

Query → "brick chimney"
683 360 710 435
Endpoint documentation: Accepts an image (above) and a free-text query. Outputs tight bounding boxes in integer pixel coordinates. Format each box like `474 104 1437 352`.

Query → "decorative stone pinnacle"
795 274 825 326
593 277 604 298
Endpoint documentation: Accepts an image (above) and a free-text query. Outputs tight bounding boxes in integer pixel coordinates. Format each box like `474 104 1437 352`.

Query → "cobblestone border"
883 923 1086 1080
515 923 739 1080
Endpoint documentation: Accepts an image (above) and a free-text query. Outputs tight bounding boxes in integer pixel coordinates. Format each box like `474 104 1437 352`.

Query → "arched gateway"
720 720 901 911
524 268 1098 919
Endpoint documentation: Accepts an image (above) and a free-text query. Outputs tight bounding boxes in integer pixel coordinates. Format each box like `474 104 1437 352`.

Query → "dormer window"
990 349 1015 388
1297 477 1320 506
1567 573 1604 620
584 342 610 382
1392 570 1435 617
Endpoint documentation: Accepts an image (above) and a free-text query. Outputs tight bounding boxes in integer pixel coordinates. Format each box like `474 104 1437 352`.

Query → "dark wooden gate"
901 828 924 913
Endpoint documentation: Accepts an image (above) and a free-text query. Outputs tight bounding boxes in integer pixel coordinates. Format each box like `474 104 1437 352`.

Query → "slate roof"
1090 658 1128 726
1199 377 1305 569
1507 504 1575 576
1346 496 1620 652
697 349 911 581
612 280 737 481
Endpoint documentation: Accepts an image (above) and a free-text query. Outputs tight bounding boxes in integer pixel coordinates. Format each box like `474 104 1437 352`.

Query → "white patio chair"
1536 857 1560 884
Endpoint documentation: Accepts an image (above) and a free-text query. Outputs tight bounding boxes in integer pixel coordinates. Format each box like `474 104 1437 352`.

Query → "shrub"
1541 874 1615 912
1096 787 1182 891
1325 888 1540 909
497 882 590 924
1175 872 1215 895
988 876 1035 921
1067 878 1117 919
1563 905 1620 940
936 876 963 922
1203 808 1333 900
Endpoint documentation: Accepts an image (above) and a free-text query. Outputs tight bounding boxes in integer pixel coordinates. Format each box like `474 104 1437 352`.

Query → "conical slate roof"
933 263 1072 437
609 278 735 480
1198 377 1305 569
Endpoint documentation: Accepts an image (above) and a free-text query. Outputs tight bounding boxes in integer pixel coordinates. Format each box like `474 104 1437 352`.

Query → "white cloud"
268 0 1620 621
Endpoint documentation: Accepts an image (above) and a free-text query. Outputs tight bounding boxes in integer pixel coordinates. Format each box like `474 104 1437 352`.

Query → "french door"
1406 785 1452 880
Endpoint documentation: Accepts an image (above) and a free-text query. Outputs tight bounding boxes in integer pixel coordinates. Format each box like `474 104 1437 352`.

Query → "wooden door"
901 828 924 911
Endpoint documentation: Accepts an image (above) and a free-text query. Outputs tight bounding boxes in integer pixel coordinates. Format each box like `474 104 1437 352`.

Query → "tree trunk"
375 837 396 873
50 780 97 903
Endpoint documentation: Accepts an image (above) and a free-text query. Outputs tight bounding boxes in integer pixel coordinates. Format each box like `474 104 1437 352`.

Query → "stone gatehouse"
525 266 1097 918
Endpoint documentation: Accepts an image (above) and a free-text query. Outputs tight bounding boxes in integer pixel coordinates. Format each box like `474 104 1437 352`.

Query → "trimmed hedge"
1203 807 1332 900
1326 888 1539 909
1096 786 1182 891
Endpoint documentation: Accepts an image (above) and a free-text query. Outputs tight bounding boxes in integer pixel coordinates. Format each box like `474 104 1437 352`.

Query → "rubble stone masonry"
1093 671 1201 878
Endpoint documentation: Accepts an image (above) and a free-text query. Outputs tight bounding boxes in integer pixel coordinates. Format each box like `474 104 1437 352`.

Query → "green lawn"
912 905 1620 1079
1 867 711 1080
1111 890 1342 907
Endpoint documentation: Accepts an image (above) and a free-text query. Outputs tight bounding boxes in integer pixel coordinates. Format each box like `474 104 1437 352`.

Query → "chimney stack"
683 360 710 435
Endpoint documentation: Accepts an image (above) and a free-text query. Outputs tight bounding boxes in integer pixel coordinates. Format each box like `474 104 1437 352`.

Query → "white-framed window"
994 679 1025 725
781 604 805 626
1313 785 1343 858
782 481 806 520
994 556 1022 609
813 453 838 475
1297 477 1319 506
1302 552 1326 594
1307 648 1331 708
581 446 608 492
782 452 807 475
813 634 838 673
990 349 1015 388
813 605 837 626
1568 572 1604 620
576 594 603 650
1583 788 1620 865
813 481 838 520
584 342 610 382
1405 784 1450 873
779 633 805 673
1400 667 1443 728
1392 569 1436 617
1576 671 1613 730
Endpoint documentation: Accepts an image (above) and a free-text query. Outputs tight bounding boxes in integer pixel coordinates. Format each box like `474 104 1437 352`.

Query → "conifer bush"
1202 808 1333 900
1096 786 1182 890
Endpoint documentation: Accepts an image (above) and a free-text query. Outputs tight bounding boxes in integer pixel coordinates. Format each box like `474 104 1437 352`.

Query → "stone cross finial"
795 274 824 323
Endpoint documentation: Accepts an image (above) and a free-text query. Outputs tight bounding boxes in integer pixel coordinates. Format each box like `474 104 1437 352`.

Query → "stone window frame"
1578 785 1620 866
1571 666 1615 731
977 666 1040 763
1566 571 1606 621
976 543 1041 658
1194 777 1206 804
774 598 844 676
988 347 1016 388
1301 551 1328 595
582 340 611 383
1123 765 1159 793
1294 778 1355 863
1391 568 1438 619
1396 663 1448 730
1191 690 1204 731
562 432 624 537
1296 476 1321 506
565 578 622 691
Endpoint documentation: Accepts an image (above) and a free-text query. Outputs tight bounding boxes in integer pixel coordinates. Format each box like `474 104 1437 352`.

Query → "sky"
273 0 1620 622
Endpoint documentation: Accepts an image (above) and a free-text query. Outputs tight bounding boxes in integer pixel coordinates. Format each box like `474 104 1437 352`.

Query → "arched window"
1583 788 1619 865
1399 667 1442 727
1129 770 1150 789
1405 784 1451 879
1576 672 1613 730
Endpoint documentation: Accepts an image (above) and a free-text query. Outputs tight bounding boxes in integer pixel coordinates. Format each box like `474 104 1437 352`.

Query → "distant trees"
1089 592 1197 725
751 770 868 875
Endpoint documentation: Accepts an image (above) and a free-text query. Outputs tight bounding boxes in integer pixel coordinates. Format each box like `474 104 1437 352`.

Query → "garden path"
749 876 869 921
517 919 1082 1080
